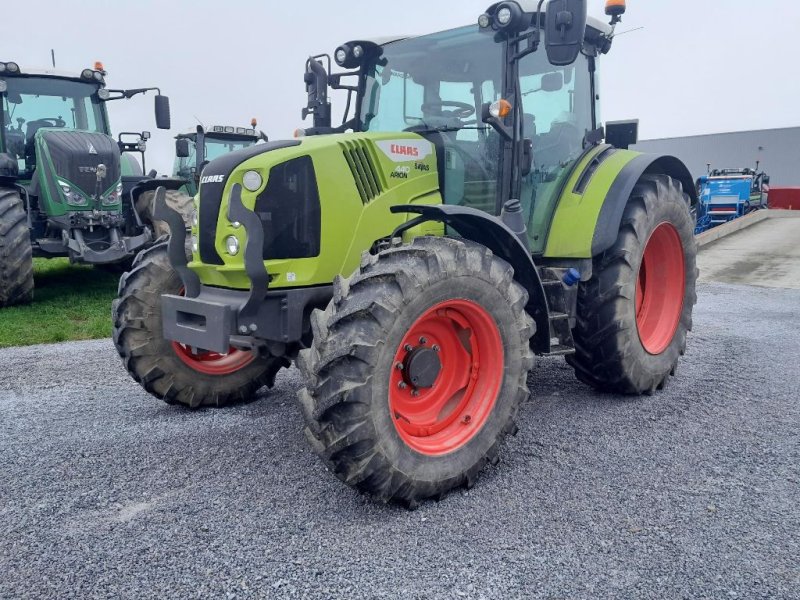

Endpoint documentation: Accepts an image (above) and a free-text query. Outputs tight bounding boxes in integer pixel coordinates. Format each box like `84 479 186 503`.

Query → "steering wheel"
422 101 475 120
31 117 67 129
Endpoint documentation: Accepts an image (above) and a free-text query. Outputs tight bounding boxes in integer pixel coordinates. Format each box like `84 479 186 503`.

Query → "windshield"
360 26 503 134
360 26 505 214
205 136 256 161
1 76 107 173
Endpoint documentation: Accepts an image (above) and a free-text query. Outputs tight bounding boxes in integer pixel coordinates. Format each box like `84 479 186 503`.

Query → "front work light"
335 48 348 66
497 6 513 25
478 13 491 28
5 62 19 73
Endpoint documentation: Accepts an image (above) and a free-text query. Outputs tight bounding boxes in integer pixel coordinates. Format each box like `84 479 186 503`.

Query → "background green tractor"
0 61 191 306
114 0 698 506
173 122 268 197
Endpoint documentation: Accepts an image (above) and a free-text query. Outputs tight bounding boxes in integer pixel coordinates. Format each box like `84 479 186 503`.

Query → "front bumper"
162 284 332 354
65 227 152 264
154 184 332 354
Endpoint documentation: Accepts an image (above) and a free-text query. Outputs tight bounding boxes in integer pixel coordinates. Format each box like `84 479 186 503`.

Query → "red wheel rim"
388 299 504 456
635 222 686 355
170 286 256 375
171 341 256 375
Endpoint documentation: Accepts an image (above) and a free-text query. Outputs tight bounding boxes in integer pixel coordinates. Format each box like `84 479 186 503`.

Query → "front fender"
543 150 697 259
391 204 551 353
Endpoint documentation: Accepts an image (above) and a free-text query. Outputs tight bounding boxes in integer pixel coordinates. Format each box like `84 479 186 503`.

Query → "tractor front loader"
114 0 698 506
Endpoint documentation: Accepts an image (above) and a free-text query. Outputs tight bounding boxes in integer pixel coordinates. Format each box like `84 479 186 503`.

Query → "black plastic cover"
254 156 321 260
38 130 120 197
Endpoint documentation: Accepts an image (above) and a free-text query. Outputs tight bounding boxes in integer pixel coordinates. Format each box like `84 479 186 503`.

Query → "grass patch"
0 258 120 348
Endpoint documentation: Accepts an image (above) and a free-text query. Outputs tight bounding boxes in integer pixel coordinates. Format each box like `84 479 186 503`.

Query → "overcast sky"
4 0 798 174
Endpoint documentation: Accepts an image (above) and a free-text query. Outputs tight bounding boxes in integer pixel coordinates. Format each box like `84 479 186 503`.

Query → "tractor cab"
0 60 175 266
173 123 266 196
300 1 632 254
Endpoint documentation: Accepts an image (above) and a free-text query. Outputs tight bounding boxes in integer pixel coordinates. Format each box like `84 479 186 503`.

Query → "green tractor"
0 60 191 306
173 122 268 197
114 0 698 506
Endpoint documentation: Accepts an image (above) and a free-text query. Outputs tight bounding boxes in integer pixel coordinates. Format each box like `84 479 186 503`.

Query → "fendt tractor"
114 0 699 506
173 121 268 197
0 60 191 306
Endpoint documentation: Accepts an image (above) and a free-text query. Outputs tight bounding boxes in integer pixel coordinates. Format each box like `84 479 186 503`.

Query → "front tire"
567 174 698 394
0 188 34 307
112 242 288 408
298 237 535 506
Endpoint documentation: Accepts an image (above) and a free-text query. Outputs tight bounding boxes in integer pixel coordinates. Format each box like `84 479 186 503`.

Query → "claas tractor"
0 61 191 306
114 0 698 506
173 122 268 197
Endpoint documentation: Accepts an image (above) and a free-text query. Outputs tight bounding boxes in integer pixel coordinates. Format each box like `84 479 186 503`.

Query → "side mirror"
606 119 639 150
302 57 331 129
154 95 171 130
545 0 588 67
541 72 564 92
175 138 190 158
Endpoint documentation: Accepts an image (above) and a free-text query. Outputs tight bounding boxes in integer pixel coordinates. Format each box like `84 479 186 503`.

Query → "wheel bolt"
462 415 472 424
411 389 420 397
419 337 427 345
395 362 404 370
432 344 440 352
398 382 407 390
404 344 414 352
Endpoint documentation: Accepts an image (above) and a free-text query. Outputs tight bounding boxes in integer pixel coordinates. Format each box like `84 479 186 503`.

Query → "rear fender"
391 204 552 353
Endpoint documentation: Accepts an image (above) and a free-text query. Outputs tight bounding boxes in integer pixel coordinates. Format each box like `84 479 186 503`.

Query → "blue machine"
695 166 769 234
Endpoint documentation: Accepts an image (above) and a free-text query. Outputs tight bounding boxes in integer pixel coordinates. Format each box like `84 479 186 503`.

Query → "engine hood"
35 129 122 211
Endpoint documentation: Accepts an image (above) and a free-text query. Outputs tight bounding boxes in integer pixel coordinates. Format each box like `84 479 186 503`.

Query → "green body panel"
121 153 143 177
190 132 444 290
33 128 122 218
543 147 641 258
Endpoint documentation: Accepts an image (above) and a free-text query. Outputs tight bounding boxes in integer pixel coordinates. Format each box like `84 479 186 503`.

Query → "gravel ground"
1 282 798 599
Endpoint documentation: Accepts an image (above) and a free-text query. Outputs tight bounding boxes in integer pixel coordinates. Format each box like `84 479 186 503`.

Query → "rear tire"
566 174 698 394
136 188 194 238
112 242 288 408
0 188 34 307
298 237 535 506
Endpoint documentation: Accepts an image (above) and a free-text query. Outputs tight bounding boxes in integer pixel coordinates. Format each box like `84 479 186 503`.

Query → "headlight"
81 68 94 79
478 13 491 28
66 193 88 206
225 235 240 256
242 170 263 192
97 88 110 100
335 48 348 66
93 71 103 81
352 45 363 58
6 62 19 74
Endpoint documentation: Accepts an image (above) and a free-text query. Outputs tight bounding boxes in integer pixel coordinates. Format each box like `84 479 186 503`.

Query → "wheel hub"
401 345 442 389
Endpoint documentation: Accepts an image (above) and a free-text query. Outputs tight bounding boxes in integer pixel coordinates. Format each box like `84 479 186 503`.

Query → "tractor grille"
253 156 321 260
340 141 383 203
